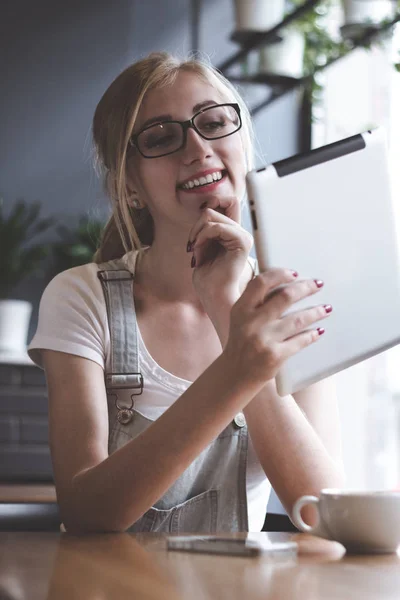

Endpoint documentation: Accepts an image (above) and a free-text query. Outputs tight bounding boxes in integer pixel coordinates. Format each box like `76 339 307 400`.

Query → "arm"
242 379 345 526
209 302 344 523
292 376 343 468
44 349 262 534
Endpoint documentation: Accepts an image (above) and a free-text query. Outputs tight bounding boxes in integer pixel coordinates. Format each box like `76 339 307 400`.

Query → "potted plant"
258 25 306 78
0 199 53 356
233 0 286 32
341 0 395 34
258 0 338 78
49 215 104 278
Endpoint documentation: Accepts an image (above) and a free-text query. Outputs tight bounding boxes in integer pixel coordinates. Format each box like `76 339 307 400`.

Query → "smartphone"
166 535 297 558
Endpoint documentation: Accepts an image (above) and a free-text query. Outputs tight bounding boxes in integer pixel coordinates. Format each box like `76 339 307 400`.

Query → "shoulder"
41 262 108 330
28 262 109 369
46 262 103 297
38 262 109 339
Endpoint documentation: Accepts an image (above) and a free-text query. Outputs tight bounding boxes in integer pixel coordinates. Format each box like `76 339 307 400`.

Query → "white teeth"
182 170 223 189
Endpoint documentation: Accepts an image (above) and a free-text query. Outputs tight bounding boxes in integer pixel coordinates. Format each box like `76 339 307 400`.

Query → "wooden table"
0 531 399 599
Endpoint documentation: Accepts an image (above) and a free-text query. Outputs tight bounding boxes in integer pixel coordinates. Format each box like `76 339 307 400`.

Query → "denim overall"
97 255 249 532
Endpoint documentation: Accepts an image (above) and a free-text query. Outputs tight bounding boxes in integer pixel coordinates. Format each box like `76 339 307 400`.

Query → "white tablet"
246 128 400 396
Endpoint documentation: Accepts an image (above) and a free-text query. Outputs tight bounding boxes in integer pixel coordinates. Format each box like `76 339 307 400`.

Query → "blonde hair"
93 52 255 264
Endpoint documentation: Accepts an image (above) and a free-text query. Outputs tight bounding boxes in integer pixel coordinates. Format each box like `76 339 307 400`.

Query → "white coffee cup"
292 489 400 553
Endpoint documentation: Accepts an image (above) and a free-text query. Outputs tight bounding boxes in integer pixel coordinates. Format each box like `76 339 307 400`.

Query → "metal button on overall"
233 413 246 428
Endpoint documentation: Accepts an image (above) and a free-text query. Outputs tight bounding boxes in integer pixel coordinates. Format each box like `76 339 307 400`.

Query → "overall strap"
97 258 143 395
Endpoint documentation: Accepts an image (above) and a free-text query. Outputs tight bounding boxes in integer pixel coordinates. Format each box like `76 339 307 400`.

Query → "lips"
177 169 227 190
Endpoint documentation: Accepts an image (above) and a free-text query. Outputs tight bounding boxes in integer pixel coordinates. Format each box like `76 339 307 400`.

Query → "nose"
181 126 213 165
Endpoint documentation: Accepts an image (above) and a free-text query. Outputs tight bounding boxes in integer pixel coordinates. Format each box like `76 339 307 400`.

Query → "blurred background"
1 0 400 523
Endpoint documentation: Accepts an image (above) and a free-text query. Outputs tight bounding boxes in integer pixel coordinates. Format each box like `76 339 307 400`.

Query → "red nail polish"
324 304 333 314
291 270 298 278
191 255 196 268
315 280 324 288
317 327 325 336
186 241 192 252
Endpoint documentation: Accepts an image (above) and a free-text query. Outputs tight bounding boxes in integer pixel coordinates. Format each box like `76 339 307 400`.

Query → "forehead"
136 71 229 128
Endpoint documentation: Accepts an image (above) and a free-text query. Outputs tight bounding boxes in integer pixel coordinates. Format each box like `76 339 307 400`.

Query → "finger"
258 278 324 322
202 196 240 223
280 327 324 361
236 268 299 310
193 222 252 268
188 206 239 246
193 222 252 253
275 304 332 341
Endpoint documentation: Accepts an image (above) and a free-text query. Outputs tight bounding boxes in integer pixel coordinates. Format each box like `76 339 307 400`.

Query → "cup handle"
292 495 332 540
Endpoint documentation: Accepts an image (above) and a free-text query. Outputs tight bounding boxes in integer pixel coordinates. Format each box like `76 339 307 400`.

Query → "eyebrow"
139 100 219 131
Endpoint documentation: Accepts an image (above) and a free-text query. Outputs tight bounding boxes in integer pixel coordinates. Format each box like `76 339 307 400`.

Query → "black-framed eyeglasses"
129 103 242 159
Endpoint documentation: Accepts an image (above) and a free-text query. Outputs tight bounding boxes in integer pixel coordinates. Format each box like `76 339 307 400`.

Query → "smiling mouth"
177 170 227 190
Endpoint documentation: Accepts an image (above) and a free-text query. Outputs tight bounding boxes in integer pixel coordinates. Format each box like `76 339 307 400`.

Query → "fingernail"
315 279 324 288
291 270 298 278
191 255 196 268
317 327 325 336
186 241 193 252
324 304 333 314
200 202 207 210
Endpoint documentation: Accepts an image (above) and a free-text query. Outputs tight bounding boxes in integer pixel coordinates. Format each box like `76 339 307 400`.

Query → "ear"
126 173 143 210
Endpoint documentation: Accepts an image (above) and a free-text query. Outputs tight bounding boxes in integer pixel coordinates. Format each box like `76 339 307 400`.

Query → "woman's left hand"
188 196 253 320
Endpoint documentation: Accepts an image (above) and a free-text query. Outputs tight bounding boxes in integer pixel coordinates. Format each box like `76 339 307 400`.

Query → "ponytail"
94 206 154 264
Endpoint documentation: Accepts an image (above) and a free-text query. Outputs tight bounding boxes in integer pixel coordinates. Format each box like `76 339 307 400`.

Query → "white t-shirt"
28 251 271 531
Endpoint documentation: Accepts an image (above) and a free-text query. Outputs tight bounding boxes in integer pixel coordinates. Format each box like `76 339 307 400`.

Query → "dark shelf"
229 73 301 89
230 29 282 47
340 22 385 41
218 0 321 73
219 5 400 116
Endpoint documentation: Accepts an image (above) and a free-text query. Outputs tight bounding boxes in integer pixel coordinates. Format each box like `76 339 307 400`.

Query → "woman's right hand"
223 268 331 386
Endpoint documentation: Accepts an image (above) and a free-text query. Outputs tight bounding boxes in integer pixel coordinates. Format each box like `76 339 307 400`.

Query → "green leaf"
49 215 105 277
0 198 53 298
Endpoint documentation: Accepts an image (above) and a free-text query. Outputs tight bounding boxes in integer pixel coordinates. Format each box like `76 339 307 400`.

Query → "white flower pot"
0 300 32 354
342 0 395 26
259 29 305 78
234 0 286 32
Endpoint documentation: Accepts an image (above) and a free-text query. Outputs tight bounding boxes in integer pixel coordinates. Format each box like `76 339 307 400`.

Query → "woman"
28 52 344 534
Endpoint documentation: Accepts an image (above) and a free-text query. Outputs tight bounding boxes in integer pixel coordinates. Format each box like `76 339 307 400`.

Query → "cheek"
229 144 247 189
134 159 179 207
227 134 247 171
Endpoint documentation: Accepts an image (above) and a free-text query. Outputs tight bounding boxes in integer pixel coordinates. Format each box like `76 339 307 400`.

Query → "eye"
140 123 181 150
202 118 226 131
144 133 177 149
195 106 239 136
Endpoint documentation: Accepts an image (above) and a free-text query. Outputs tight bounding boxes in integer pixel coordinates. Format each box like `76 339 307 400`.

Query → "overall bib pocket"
129 489 219 533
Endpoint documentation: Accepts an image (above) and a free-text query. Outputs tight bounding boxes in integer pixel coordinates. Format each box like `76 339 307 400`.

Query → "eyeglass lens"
137 104 240 157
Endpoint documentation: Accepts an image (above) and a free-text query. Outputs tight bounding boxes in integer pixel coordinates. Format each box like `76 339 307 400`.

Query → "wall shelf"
218 0 400 117
219 0 322 73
